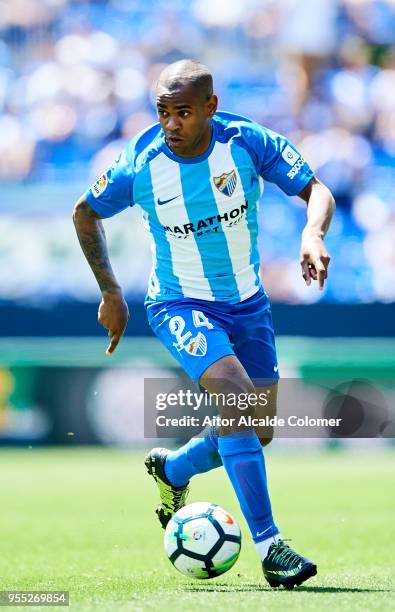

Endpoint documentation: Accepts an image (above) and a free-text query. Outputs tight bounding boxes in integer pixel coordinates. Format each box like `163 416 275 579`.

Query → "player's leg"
145 294 278 526
144 300 232 527
151 296 280 489
150 380 277 500
231 291 280 447
200 355 317 589
154 379 277 498
199 355 280 552
160 379 278 486
161 423 222 486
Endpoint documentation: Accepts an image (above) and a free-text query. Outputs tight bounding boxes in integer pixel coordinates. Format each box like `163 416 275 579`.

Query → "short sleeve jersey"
86 111 313 304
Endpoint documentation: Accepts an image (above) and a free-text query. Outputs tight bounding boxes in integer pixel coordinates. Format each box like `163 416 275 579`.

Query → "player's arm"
73 196 129 355
251 125 335 291
298 177 336 290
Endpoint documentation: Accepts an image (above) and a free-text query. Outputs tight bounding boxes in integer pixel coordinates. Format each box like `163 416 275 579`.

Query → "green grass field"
0 448 393 611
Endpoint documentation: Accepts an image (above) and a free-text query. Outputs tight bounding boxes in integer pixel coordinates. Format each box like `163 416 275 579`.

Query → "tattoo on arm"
73 200 120 294
77 200 104 220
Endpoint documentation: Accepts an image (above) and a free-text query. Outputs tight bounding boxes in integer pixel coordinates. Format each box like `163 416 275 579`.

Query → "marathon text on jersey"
164 201 248 236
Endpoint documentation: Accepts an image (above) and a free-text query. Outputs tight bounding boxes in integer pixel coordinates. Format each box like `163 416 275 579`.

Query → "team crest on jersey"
92 174 108 198
185 332 207 357
213 170 237 197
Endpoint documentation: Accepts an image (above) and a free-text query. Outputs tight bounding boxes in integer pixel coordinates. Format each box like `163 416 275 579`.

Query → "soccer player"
73 60 335 589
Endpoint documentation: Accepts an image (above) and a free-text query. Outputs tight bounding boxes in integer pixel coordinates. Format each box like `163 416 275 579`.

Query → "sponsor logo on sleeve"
287 157 305 179
92 174 108 198
281 145 300 166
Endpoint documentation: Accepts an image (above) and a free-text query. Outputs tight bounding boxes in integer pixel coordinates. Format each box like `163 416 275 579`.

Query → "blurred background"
0 0 394 445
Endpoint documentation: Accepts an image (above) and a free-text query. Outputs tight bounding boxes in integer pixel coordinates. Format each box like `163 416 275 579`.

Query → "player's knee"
200 355 255 397
199 356 257 431
259 434 274 447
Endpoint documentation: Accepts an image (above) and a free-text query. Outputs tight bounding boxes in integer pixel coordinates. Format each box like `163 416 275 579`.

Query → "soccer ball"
164 502 241 579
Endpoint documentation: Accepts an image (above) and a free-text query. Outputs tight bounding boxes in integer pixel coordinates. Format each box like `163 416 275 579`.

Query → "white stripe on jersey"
141 211 161 299
149 153 214 300
208 141 257 301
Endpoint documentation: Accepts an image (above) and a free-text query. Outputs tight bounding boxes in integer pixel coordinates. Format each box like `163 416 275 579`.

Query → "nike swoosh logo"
157 195 179 206
256 528 272 538
270 563 303 576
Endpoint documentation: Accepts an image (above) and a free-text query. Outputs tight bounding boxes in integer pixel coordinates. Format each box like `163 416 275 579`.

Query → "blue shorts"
145 287 279 385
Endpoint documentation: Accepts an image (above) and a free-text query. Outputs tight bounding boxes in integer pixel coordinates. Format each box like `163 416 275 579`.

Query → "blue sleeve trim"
83 122 162 218
260 128 314 196
85 188 126 218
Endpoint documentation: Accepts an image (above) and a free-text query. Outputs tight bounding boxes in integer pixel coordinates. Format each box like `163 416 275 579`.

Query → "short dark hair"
157 59 213 101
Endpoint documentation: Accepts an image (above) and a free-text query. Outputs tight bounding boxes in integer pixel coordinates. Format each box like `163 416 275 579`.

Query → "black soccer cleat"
144 447 189 529
262 540 317 589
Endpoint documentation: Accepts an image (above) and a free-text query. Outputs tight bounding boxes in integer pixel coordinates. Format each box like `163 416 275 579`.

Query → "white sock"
255 532 283 560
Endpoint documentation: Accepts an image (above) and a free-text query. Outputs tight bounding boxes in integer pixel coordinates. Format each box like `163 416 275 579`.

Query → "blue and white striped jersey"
85 111 313 304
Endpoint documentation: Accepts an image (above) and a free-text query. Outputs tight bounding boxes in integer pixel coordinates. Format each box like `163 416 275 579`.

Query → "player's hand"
300 231 331 291
98 290 130 355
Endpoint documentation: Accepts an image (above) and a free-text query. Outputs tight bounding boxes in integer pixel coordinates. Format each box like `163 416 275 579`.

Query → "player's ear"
206 95 218 118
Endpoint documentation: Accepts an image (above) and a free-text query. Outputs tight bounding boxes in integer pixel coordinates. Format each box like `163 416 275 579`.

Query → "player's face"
156 84 217 157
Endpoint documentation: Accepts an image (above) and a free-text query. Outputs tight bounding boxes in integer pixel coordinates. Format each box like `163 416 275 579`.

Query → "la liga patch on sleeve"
92 174 108 197
281 144 300 166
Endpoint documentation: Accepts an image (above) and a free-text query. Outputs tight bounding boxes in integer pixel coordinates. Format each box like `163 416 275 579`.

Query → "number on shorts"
169 316 192 350
169 311 213 351
192 310 214 330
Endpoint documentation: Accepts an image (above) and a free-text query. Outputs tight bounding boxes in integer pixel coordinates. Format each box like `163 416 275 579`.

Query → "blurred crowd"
1 0 395 303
